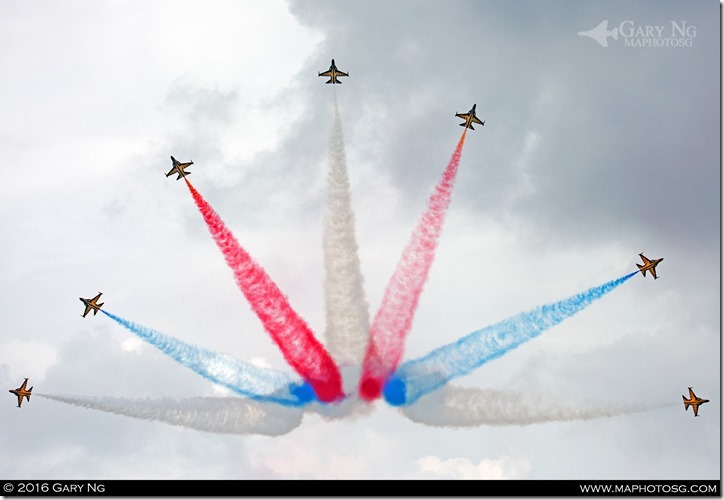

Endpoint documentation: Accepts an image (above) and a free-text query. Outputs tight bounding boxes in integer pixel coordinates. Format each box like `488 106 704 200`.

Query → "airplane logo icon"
578 20 619 47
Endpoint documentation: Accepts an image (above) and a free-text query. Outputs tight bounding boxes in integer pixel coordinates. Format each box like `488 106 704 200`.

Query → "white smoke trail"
323 97 370 368
38 394 303 436
400 385 671 427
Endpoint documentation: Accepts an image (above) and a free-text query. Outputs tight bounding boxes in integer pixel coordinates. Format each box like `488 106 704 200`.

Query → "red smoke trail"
184 179 344 403
359 130 467 401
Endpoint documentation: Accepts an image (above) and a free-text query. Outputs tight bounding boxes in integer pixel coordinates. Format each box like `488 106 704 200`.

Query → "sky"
0 0 720 483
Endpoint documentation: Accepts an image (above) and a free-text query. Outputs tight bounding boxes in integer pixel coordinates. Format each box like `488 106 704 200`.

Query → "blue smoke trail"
384 272 638 406
102 310 316 407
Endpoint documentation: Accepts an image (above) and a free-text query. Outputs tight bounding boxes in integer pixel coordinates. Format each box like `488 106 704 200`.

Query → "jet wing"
650 267 658 279
18 379 28 391
693 404 700 417
688 388 697 400
336 70 349 77
166 166 190 179
472 115 484 125
319 70 334 77
91 292 102 304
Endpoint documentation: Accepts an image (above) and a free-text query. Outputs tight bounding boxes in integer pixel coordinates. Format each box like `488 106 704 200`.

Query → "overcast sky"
0 0 719 482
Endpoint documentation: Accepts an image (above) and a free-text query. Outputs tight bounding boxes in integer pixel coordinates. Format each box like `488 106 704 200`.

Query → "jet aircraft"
577 20 619 47
318 59 349 84
455 104 485 130
80 292 104 318
166 156 193 180
636 253 663 279
682 387 709 417
9 378 32 408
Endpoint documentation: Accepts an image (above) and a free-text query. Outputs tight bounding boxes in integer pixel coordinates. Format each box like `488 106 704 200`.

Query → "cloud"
0 340 58 381
246 415 396 478
415 454 531 480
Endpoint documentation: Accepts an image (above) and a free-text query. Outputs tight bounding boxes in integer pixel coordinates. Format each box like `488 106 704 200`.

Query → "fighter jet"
318 59 349 84
577 20 619 48
166 155 193 180
682 387 709 417
79 292 104 318
636 253 664 279
9 378 32 408
455 104 485 130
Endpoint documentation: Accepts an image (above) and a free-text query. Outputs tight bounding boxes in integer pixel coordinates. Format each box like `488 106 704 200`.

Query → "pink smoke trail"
359 130 467 401
184 179 344 403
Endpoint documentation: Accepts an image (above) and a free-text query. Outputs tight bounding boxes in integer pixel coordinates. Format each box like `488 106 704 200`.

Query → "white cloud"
247 416 396 478
0 340 57 382
121 337 144 353
415 455 531 480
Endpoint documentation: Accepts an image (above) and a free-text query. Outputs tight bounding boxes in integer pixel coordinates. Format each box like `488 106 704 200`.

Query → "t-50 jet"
9 378 32 408
455 104 485 130
636 253 663 279
166 156 193 180
80 292 104 318
682 387 709 417
318 59 349 84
